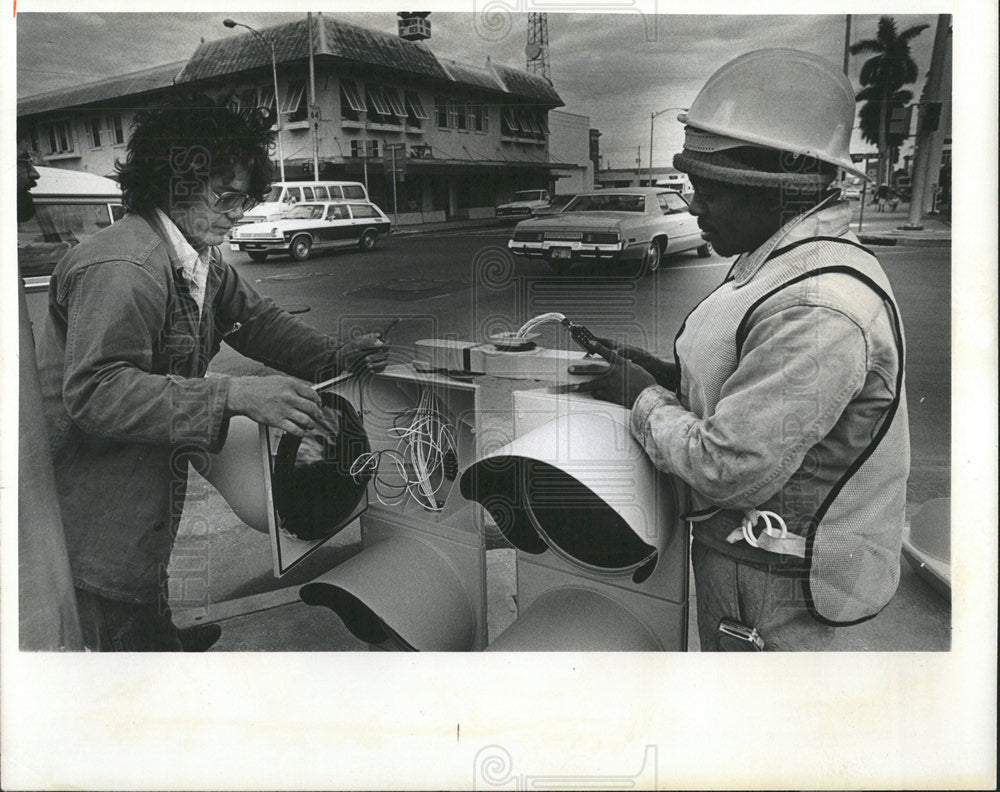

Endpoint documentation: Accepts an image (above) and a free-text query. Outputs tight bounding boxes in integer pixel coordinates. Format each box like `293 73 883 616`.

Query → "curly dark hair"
115 94 275 215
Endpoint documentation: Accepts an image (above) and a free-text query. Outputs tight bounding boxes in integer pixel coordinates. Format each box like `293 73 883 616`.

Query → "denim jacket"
629 201 910 623
36 213 349 602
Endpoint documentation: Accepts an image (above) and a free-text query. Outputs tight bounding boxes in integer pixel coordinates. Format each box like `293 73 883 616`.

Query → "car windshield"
263 185 283 203
286 204 325 220
515 190 545 201
564 194 646 213
550 194 574 208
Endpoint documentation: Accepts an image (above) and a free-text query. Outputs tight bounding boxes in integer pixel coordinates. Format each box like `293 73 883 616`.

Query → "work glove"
595 337 680 392
575 339 657 408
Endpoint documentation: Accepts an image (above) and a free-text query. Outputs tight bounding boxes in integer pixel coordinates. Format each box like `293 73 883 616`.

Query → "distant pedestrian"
888 189 900 211
875 182 890 212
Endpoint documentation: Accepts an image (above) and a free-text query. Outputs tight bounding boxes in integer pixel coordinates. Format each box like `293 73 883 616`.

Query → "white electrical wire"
515 312 566 338
351 389 458 511
740 509 790 548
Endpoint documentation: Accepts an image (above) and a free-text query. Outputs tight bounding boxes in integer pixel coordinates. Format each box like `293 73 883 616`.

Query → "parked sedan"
507 188 710 275
496 189 550 219
229 201 391 262
531 193 576 218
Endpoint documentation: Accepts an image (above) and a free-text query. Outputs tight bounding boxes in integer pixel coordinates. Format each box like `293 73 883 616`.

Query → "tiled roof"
319 15 450 80
492 64 562 106
20 14 563 116
17 60 185 116
175 20 310 84
176 15 451 85
438 59 504 93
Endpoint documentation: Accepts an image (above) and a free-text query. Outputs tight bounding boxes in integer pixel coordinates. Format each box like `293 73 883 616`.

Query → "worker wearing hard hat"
582 50 910 650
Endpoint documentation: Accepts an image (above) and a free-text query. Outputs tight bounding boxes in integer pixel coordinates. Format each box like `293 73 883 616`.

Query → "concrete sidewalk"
391 216 510 237
386 202 953 249
852 201 951 248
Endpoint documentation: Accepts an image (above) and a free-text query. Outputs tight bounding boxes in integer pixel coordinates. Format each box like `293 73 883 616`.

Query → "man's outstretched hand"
337 332 390 374
226 375 324 436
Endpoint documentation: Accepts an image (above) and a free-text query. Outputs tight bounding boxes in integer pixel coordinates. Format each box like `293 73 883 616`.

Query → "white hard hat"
675 48 866 183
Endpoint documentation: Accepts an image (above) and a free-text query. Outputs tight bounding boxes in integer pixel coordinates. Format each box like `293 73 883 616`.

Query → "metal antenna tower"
526 12 550 83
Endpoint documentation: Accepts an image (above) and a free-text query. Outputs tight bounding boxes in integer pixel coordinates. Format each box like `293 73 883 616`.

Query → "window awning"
405 90 429 120
382 87 408 118
340 80 365 112
366 87 391 116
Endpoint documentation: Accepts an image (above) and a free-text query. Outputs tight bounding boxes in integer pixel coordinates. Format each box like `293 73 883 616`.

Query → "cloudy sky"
16 9 941 168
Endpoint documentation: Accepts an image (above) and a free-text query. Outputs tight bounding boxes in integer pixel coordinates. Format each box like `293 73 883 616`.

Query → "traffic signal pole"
903 15 951 229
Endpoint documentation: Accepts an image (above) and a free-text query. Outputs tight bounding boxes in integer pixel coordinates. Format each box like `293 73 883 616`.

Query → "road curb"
392 221 508 237
858 234 951 248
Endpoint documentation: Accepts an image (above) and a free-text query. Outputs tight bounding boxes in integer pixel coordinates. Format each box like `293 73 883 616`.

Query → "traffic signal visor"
460 407 676 583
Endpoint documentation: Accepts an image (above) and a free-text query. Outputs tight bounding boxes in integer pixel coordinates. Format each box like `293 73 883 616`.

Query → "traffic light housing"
297 367 487 650
203 366 488 651
461 388 690 651
889 104 914 137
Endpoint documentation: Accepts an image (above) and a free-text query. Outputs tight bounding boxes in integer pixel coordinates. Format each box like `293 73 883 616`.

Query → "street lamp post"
223 18 285 182
649 107 687 187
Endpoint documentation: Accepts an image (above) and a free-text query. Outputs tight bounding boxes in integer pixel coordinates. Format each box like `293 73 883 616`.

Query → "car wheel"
246 251 269 262
640 240 662 276
358 229 378 252
697 242 713 258
290 235 312 262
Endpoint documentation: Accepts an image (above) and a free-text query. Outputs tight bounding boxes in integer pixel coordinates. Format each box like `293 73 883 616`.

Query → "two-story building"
18 13 576 226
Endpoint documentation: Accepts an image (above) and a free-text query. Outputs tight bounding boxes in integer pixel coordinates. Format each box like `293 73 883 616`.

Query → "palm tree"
850 16 929 184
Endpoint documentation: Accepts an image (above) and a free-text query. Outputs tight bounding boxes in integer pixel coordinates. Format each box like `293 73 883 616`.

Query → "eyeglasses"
209 187 258 214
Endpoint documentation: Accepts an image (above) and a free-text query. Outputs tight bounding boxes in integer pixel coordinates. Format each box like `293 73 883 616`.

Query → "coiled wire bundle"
350 389 458 511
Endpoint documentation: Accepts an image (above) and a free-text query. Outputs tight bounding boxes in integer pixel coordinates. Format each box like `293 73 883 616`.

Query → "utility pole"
308 12 320 180
903 14 951 229
842 15 852 75
389 142 400 224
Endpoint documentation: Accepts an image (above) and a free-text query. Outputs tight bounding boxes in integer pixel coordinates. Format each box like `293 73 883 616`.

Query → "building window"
107 114 125 145
449 100 462 130
536 112 549 135
366 86 396 125
404 90 428 125
367 86 391 116
350 139 379 158
501 107 519 137
382 87 408 120
281 80 308 122
470 104 488 133
435 95 449 128
88 116 103 148
518 109 540 135
340 79 365 122
45 120 75 155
